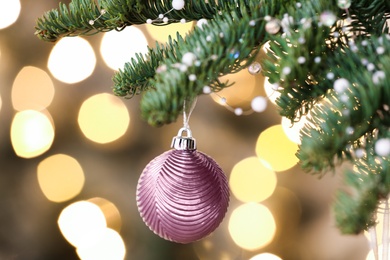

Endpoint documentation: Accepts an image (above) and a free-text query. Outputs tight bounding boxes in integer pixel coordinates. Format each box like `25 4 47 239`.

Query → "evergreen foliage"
36 0 390 234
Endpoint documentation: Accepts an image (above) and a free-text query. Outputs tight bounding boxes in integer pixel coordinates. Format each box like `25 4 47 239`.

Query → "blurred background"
0 1 371 259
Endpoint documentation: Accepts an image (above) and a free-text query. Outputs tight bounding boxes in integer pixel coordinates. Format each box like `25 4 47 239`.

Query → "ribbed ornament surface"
136 149 229 244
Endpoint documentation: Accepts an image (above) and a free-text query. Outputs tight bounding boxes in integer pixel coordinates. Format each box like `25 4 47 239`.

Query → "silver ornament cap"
171 127 196 150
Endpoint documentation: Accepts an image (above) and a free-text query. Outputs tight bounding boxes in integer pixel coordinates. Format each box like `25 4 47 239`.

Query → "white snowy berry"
251 96 267 112
181 52 197 66
203 86 211 94
282 67 291 75
333 78 350 93
375 138 390 157
188 74 197 81
297 56 306 64
172 0 185 10
234 108 243 116
354 148 365 158
372 71 386 85
197 19 208 29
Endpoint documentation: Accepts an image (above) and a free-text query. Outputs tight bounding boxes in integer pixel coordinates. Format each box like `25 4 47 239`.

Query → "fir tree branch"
138 1 282 126
35 0 229 42
298 35 390 174
112 35 185 97
334 135 390 234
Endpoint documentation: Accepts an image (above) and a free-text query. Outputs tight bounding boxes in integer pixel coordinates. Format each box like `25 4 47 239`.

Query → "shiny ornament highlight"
136 128 230 243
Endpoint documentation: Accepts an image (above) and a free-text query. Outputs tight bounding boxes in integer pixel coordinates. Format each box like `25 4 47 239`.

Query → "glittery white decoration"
203 86 211 94
265 19 280 34
297 56 306 64
188 74 197 81
282 67 291 75
372 71 386 85
172 0 185 10
234 108 243 116
197 19 208 29
376 46 385 55
346 126 354 135
338 0 351 9
251 96 267 112
248 62 262 75
355 148 365 158
333 78 350 93
320 11 337 27
182 52 197 66
375 138 390 157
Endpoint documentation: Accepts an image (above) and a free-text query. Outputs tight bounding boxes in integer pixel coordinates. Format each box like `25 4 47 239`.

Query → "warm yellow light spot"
212 69 257 109
0 0 21 29
255 125 299 172
250 253 282 260
88 197 122 232
264 77 280 105
228 203 276 250
78 93 130 144
145 22 194 43
48 37 96 84
100 26 148 70
230 157 277 203
281 116 307 144
11 110 55 158
37 154 85 203
76 228 126 260
58 201 107 248
12 66 55 111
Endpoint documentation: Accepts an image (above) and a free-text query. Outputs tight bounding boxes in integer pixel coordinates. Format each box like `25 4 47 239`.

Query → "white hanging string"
369 217 379 260
383 199 389 260
183 97 197 130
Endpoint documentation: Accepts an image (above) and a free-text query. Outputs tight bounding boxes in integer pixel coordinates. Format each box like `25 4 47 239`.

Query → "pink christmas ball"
136 149 229 244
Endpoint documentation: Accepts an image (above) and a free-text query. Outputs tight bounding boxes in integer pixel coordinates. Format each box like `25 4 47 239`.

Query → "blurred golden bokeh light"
58 201 107 248
88 197 122 233
230 157 277 203
213 69 257 109
0 0 21 29
76 228 126 260
100 26 148 70
145 22 194 43
281 116 307 145
37 154 85 203
250 252 282 260
11 110 55 158
48 37 96 84
78 93 130 144
12 66 55 111
228 203 276 251
255 124 299 172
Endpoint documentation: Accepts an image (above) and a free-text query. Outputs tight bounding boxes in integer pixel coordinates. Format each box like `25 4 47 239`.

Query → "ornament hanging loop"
171 127 197 150
183 97 197 130
171 97 198 150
